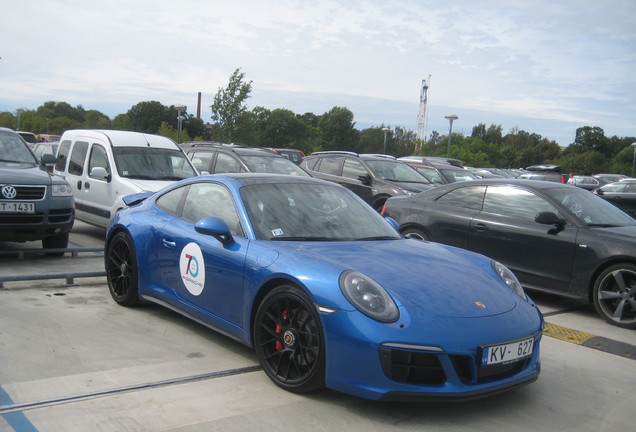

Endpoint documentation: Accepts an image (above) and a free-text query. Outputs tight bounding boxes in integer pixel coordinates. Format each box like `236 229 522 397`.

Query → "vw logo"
1 186 17 199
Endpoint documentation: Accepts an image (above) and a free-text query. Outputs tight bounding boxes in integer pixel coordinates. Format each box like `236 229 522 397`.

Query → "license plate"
0 202 35 213
481 337 534 366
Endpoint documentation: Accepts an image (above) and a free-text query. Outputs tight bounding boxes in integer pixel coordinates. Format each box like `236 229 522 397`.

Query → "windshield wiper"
356 236 400 241
270 236 339 241
587 223 621 228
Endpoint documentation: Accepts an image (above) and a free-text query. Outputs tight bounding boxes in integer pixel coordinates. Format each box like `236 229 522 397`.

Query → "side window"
342 158 368 180
483 186 557 221
214 153 242 173
436 186 486 210
156 185 189 216
182 183 243 236
88 145 110 178
317 156 344 175
55 140 72 172
68 141 89 176
190 151 213 172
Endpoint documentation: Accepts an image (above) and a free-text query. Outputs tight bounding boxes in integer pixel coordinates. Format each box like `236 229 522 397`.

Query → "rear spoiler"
122 192 154 207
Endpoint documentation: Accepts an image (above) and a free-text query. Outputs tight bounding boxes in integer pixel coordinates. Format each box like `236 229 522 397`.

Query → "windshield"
365 160 430 183
241 182 401 241
241 155 309 176
113 148 198 180
0 131 38 165
548 187 636 227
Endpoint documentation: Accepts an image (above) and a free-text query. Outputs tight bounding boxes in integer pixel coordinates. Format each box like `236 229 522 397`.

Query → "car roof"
198 172 338 187
181 142 278 156
428 178 575 191
61 129 179 149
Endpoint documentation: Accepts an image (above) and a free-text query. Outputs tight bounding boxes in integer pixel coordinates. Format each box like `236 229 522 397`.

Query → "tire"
592 263 636 329
106 232 140 307
401 227 429 241
42 233 69 255
253 285 325 393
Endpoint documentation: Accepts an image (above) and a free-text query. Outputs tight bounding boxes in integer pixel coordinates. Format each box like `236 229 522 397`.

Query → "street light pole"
174 104 186 143
444 114 458 157
16 108 23 131
631 142 636 178
382 127 390 154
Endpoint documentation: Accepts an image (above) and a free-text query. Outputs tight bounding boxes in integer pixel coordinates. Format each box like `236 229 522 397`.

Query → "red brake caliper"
275 310 289 351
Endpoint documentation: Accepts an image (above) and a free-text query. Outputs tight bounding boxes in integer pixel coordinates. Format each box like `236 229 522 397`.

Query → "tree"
318 106 358 151
127 101 172 134
211 68 253 142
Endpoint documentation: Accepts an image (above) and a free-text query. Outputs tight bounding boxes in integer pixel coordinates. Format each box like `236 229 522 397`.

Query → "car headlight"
340 270 399 322
52 183 73 197
492 261 527 301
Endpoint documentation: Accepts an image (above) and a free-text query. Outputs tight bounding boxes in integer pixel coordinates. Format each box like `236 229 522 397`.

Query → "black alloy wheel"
593 264 636 329
106 232 140 307
254 285 325 393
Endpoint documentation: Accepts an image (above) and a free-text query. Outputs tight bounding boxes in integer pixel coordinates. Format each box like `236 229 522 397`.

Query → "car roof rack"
360 153 397 159
309 150 358 156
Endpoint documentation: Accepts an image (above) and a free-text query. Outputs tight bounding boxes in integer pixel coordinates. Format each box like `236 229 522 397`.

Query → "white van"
54 130 199 228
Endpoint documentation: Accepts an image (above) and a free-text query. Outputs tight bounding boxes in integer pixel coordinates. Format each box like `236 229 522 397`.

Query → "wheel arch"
585 257 636 302
371 194 392 211
248 277 310 347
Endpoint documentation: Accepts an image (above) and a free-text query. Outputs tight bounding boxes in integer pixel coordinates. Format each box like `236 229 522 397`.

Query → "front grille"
381 346 530 386
0 209 73 225
380 348 446 385
0 185 46 200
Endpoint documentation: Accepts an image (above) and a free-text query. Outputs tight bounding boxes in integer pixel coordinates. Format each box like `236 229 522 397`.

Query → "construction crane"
416 75 431 148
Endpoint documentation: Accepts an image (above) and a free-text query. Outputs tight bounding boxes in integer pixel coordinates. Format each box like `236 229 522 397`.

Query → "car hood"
0 164 53 185
124 178 180 192
284 239 518 318
391 181 432 193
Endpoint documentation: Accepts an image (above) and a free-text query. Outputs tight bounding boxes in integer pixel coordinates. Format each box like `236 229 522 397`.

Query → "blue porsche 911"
105 173 543 401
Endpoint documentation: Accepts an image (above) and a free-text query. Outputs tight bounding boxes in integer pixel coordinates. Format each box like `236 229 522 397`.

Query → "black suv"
180 142 310 176
0 127 74 250
300 151 432 211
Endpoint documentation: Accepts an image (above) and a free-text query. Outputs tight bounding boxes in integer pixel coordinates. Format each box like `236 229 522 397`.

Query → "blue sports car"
105 174 543 401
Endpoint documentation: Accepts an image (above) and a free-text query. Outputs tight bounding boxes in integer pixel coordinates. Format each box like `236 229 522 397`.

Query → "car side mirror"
358 174 372 186
535 211 566 226
90 166 111 181
384 216 399 231
40 153 57 166
595 189 604 196
195 217 235 246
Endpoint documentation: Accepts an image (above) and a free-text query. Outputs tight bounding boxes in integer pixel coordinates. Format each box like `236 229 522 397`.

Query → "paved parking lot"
0 222 634 431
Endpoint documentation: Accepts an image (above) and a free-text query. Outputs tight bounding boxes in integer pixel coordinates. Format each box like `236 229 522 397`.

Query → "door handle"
84 182 90 190
77 180 82 190
473 222 488 232
162 238 177 248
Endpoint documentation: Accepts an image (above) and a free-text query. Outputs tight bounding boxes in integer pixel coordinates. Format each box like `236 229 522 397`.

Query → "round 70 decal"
179 242 206 295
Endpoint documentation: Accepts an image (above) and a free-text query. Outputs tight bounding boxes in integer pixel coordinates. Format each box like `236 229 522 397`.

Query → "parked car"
382 178 636 329
181 142 309 176
0 127 74 250
398 156 464 168
594 180 636 218
593 173 630 183
398 158 478 184
567 175 611 191
105 173 542 400
301 152 432 210
268 148 305 165
37 134 61 143
54 130 198 228
32 141 59 159
16 131 37 145
518 165 568 183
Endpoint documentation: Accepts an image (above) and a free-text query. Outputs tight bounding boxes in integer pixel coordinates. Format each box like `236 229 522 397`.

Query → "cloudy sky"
2 0 635 147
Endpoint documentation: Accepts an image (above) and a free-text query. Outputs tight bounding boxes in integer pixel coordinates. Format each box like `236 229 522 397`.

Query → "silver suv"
0 127 74 250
